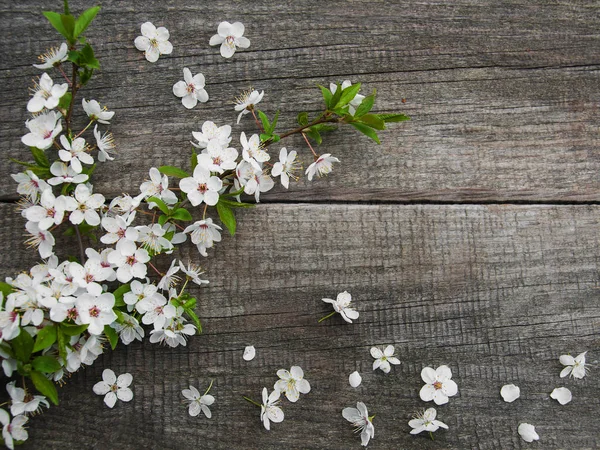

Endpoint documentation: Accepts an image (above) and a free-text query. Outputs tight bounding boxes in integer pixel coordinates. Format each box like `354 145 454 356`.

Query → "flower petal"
436 365 452 381
442 379 458 397
93 381 111 396
370 347 383 359
296 379 310 394
102 368 116 385
349 371 362 387
117 373 133 388
421 366 436 384
419 384 436 402
173 81 188 98
117 387 133 402
104 392 117 408
550 387 572 405
500 384 520 403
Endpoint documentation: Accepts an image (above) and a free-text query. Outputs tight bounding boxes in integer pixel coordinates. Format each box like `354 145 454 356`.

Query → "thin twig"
74 225 86 264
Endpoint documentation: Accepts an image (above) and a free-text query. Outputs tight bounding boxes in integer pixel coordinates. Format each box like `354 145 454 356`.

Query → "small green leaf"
376 113 411 123
216 202 236 236
185 309 202 333
0 282 14 299
104 325 119 350
191 150 198 171
257 110 271 132
311 123 337 133
350 122 381 144
57 92 72 114
219 198 255 208
79 68 94 85
359 114 386 130
74 6 100 38
259 133 272 143
64 0 70 15
171 208 193 221
329 83 342 110
112 283 131 308
335 83 361 109
30 370 59 405
60 14 76 42
305 128 322 145
146 196 169 215
42 11 69 39
318 85 333 109
159 165 190 178
33 325 57 353
32 356 62 374
297 112 309 126
354 89 376 117
269 110 279 134
158 214 168 226
56 327 67 361
11 329 34 363
271 134 281 143
59 323 88 336
79 43 100 69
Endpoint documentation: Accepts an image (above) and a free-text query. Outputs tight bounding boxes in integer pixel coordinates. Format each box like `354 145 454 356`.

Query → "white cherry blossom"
24 221 55 259
140 167 178 205
179 261 209 286
33 43 68 69
107 239 150 283
182 384 215 418
58 135 94 173
321 291 359 323
157 260 181 291
136 288 175 330
342 402 374 446
560 351 588 379
6 381 49 416
24 189 74 230
196 141 238 174
76 293 117 335
148 314 196 347
271 147 299 189
409 407 448 435
240 132 269 169
69 260 111 296
234 89 263 124
173 68 208 109
274 366 310 403
0 409 28 450
305 153 340 181
260 388 284 431
112 312 144 345
101 214 138 245
47 161 88 186
93 125 115 161
136 224 173 254
419 365 458 405
27 73 68 113
236 161 274 203
209 21 250 59
93 369 133 408
82 98 114 125
69 184 105 226
191 121 232 149
21 111 62 150
134 22 173 62
179 166 222 206
370 345 401 373
518 423 539 443
11 171 49 202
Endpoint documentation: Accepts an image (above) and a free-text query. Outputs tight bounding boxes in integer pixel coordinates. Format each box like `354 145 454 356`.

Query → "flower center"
186 84 195 94
89 306 100 318
85 273 94 283
43 130 53 139
150 38 159 48
67 307 78 320
433 381 443 390
226 36 235 47
197 183 208 194
126 255 137 266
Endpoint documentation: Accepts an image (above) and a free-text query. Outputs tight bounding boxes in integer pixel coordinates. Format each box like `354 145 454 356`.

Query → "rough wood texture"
1 1 600 201
0 203 598 449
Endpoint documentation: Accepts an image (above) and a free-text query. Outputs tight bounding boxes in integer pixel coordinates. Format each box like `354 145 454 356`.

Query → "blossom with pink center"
134 22 173 63
21 111 62 150
47 161 89 186
179 166 222 207
58 135 94 173
107 239 150 283
305 153 340 181
183 218 222 257
419 365 458 405
76 293 117 335
173 68 209 109
191 120 232 149
209 21 250 59
11 171 49 202
140 167 178 205
27 72 68 113
93 369 133 408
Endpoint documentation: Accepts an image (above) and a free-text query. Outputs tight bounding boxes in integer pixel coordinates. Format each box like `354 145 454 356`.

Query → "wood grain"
1 1 599 202
0 202 598 449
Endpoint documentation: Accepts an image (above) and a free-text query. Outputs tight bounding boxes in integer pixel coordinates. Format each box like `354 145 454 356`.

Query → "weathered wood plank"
1 1 599 202
0 203 598 449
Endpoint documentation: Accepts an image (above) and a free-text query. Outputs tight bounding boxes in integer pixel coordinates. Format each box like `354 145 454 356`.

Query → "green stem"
243 396 262 408
75 119 94 138
74 224 86 264
65 60 79 135
318 311 337 323
262 113 338 148
429 431 435 441
178 278 189 298
203 379 214 396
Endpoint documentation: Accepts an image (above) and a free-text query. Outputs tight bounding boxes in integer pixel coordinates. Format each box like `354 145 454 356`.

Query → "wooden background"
1 1 599 448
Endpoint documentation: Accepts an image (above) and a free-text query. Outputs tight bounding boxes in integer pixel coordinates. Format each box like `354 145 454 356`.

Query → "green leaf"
57 92 72 113
185 309 202 333
191 150 198 171
159 165 190 178
218 198 254 208
349 122 381 144
79 43 100 69
259 133 272 143
354 89 376 117
29 148 49 168
74 6 100 38
257 110 271 132
11 329 34 363
335 83 361 109
104 325 119 350
359 114 386 130
146 196 169 215
376 113 411 123
171 208 193 221
56 327 67 361
216 202 236 236
64 0 70 15
33 325 57 353
32 355 62 374
60 14 76 42
318 85 333 109
271 134 281 143
79 68 94 85
158 214 168 226
30 370 59 405
112 283 131 307
0 282 14 299
59 323 88 336
269 110 279 134
305 128 322 145
42 11 69 39
329 83 342 110
297 112 309 127
311 123 338 133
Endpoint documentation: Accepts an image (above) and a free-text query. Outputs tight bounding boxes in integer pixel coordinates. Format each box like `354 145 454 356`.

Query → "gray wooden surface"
1 1 599 449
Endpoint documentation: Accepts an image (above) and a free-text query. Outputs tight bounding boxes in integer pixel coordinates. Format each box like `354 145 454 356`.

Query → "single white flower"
191 121 232 149
33 43 68 69
271 147 299 189
0 409 28 450
518 423 539 443
11 170 49 202
112 312 144 345
69 260 111 296
136 224 173 254
82 98 114 125
234 89 263 124
101 214 138 245
179 166 222 207
209 21 250 58
274 366 310 403
305 153 340 181
321 291 358 323
550 387 572 405
330 80 365 115
342 402 374 446
24 221 55 259
27 73 68 113
69 184 105 226
182 383 214 418
419 365 458 405
136 290 175 330
236 161 274 203
173 68 208 109
149 313 196 347
240 132 269 169
179 261 209 286
76 293 117 335
58 135 94 173
409 407 448 435
6 381 49 416
21 110 62 150
140 167 178 205
93 369 133 408
183 219 222 257
134 22 173 63
93 125 115 161
560 351 588 379
349 371 362 388
500 384 520 403
47 161 88 186
157 259 181 291
260 388 284 431
370 345 401 373
196 141 238 174
243 345 256 361
24 189 74 230
107 239 150 283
